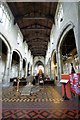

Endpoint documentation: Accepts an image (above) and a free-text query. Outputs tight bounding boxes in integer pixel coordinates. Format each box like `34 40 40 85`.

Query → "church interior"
0 1 80 119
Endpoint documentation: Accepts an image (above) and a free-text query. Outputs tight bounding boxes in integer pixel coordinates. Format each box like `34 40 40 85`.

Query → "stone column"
51 60 55 81
44 66 45 76
49 59 51 79
25 61 28 78
78 3 80 59
24 66 26 78
57 50 62 82
19 58 23 78
31 65 34 76
31 65 33 76
60 51 63 74
9 51 13 79
2 51 12 87
44 58 46 76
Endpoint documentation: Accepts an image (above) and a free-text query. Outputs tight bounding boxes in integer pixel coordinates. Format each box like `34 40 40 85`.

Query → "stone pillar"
60 51 63 74
57 50 62 82
28 64 31 76
47 60 50 78
31 65 33 76
9 51 13 78
44 64 46 76
44 58 46 76
32 64 35 76
51 60 55 81
2 51 12 87
19 58 23 78
25 61 28 78
78 3 80 59
24 66 26 78
50 59 51 79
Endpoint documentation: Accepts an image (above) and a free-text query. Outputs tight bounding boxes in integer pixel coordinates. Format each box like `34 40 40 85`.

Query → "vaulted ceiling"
7 2 58 57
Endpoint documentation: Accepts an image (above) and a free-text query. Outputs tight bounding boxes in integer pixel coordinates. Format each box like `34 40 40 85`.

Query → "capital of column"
7 50 12 54
20 58 23 62
9 51 13 55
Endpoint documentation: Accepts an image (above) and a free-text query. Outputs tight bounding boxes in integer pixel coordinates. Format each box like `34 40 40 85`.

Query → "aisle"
2 85 63 103
2 85 79 119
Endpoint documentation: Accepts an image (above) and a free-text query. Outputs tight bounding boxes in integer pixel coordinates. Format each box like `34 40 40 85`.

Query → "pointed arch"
13 49 22 59
0 33 11 52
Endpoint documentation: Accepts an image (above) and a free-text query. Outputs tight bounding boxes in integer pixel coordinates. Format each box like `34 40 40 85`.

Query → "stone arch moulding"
57 21 75 51
34 60 44 67
24 57 27 63
51 49 57 66
56 21 75 81
0 33 12 86
51 49 56 59
0 33 12 52
13 49 22 59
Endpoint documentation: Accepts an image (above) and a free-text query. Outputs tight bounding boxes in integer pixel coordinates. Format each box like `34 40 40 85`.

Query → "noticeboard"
69 73 80 95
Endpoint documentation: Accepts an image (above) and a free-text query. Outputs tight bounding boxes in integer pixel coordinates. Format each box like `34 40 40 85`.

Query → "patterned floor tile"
2 109 79 119
2 84 80 119
2 85 63 103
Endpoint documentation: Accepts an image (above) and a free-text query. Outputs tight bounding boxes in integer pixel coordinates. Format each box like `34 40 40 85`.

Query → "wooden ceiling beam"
29 46 47 50
28 43 47 46
24 32 50 37
21 28 50 30
20 23 51 30
30 47 46 52
26 38 48 43
33 54 45 57
23 34 50 42
14 13 54 24
29 46 47 49
31 51 46 54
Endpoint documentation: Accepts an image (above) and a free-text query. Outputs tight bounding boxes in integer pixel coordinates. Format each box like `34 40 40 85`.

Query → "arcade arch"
22 58 26 78
0 39 7 83
34 60 44 76
27 62 30 76
12 49 23 78
0 33 12 86
51 50 57 84
57 22 79 81
11 51 20 78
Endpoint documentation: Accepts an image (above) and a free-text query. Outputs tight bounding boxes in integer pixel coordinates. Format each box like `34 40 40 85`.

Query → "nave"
0 1 80 120
2 82 79 119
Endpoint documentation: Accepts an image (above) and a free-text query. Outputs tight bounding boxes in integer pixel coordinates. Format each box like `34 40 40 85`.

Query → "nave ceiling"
7 2 58 57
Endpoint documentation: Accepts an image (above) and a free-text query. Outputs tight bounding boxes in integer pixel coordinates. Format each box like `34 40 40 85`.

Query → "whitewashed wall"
45 2 79 81
45 2 78 64
0 2 33 86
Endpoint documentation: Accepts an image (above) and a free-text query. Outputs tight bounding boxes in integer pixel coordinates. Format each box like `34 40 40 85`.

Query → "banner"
69 73 80 95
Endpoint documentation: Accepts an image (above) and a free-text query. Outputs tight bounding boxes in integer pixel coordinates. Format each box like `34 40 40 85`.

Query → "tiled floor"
2 109 79 119
2 84 80 119
2 85 64 103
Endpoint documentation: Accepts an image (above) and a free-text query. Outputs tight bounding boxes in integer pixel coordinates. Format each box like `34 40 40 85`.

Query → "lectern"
60 79 69 100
